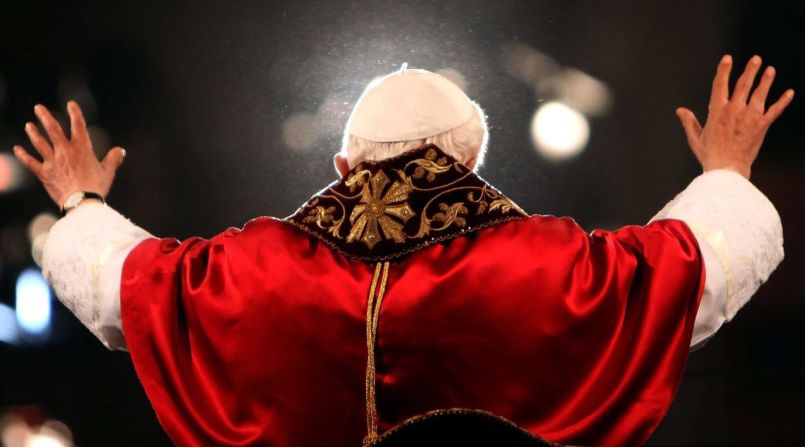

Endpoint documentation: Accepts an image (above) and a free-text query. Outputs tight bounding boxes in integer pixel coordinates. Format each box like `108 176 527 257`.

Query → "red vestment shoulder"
121 216 703 447
121 146 704 447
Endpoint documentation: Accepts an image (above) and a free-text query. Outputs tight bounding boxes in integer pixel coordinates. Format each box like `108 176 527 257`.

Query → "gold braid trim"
364 261 390 445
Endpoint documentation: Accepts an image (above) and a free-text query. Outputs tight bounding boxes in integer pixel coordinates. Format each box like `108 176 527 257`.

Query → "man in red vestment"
14 55 793 446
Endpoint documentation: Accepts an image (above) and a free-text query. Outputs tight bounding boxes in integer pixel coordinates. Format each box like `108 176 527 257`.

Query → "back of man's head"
341 67 488 171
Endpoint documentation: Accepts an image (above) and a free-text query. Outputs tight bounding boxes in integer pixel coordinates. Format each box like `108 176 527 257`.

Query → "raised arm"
653 55 793 348
14 102 149 350
14 102 126 209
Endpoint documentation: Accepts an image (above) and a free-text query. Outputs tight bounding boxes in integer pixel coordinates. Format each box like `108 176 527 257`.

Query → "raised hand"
13 102 126 209
676 55 794 179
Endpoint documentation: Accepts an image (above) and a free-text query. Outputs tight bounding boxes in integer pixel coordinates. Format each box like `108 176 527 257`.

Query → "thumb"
101 147 126 173
675 107 703 153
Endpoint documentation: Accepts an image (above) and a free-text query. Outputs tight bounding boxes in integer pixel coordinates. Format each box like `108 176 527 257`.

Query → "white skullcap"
347 65 474 142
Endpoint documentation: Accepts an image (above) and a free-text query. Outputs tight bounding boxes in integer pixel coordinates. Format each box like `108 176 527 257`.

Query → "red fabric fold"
121 216 704 446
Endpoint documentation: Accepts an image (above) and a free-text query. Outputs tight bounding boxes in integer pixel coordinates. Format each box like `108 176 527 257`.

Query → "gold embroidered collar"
285 144 527 262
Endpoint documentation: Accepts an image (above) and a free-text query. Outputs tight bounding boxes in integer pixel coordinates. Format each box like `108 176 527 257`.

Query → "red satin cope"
120 215 704 447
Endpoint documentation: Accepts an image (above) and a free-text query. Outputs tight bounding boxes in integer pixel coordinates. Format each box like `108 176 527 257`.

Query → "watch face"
64 192 85 209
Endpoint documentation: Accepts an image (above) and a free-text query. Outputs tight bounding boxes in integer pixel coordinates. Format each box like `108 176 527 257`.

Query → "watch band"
61 191 106 216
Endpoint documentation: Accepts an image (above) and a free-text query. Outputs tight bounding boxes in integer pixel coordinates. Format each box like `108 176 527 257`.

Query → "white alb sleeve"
651 169 784 349
41 202 153 350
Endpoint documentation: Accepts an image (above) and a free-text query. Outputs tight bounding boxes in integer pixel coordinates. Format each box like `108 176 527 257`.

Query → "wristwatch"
61 191 105 216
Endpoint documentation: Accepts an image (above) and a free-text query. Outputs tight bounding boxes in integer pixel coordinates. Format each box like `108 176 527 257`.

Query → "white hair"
341 101 489 171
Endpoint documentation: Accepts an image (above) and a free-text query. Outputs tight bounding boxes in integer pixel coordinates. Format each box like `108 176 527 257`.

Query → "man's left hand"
12 101 126 209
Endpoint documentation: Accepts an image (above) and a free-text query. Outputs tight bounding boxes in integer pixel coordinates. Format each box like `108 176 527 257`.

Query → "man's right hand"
676 55 794 179
13 101 126 209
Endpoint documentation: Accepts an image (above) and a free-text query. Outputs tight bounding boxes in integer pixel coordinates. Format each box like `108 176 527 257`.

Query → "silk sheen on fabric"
121 212 704 446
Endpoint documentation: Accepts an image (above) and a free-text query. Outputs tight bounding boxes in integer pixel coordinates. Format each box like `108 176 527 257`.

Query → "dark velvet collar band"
285 144 527 262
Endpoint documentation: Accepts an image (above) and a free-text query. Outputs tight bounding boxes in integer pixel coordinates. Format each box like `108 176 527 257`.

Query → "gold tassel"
364 261 390 445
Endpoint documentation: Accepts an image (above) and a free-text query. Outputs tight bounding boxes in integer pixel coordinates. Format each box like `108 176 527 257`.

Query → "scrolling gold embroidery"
287 145 527 259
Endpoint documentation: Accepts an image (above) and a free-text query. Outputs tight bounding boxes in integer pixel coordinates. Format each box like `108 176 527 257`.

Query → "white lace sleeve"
651 169 784 348
41 202 153 350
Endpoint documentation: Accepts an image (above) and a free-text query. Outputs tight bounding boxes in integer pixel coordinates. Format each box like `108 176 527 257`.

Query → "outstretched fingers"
750 66 776 111
764 89 795 127
33 104 69 149
67 101 90 144
101 146 126 174
710 55 732 110
676 107 703 154
24 121 54 160
732 55 762 105
13 145 43 177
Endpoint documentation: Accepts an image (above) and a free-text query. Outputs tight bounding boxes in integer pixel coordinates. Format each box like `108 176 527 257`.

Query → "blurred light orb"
31 234 48 268
40 420 73 446
0 415 73 447
538 68 612 117
0 153 25 193
27 213 58 243
282 113 320 152
501 43 559 86
0 303 19 344
530 101 589 161
1 416 29 447
15 268 52 335
26 433 66 447
435 68 467 91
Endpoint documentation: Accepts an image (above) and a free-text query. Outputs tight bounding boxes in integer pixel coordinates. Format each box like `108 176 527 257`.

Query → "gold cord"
364 261 390 445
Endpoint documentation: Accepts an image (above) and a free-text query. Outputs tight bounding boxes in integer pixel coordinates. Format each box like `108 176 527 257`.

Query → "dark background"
1 1 803 445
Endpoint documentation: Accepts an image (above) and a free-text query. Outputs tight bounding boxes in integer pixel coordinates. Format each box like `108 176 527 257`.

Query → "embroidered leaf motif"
432 202 468 229
409 159 452 182
303 205 343 238
489 198 513 213
345 169 371 192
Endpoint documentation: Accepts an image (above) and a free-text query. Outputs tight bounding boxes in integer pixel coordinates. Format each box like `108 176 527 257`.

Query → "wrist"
60 191 106 216
66 198 103 214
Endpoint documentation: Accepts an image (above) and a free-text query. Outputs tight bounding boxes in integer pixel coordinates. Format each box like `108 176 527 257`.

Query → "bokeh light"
530 101 590 161
501 43 559 86
0 413 73 447
27 213 58 243
538 68 612 117
25 434 65 447
31 234 48 268
28 212 58 267
282 113 320 152
0 303 19 344
0 152 25 194
0 416 29 447
39 420 73 445
435 68 467 91
15 268 52 335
